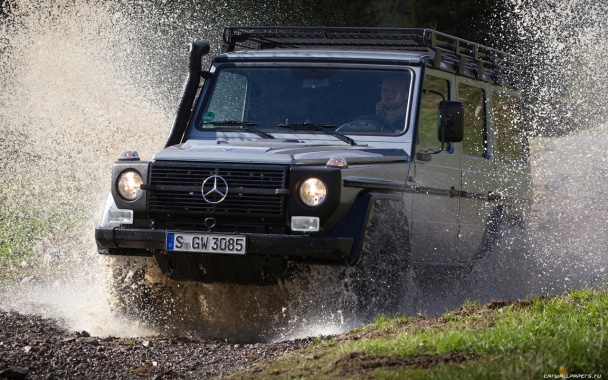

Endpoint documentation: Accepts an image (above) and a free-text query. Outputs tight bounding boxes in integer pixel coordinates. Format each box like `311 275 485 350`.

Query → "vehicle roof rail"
222 26 429 52
221 26 522 87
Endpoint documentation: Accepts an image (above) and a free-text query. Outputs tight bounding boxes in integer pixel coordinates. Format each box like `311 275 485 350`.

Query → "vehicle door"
457 80 500 261
409 73 461 264
491 90 532 215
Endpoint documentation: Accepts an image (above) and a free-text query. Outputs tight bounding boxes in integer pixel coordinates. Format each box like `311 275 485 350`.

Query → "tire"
472 207 526 264
347 198 414 321
466 208 532 300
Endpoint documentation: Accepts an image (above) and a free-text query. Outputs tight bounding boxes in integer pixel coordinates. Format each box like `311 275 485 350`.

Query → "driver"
377 75 408 132
338 75 408 134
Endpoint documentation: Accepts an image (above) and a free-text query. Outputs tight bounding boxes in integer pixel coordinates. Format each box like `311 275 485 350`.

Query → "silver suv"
95 27 530 317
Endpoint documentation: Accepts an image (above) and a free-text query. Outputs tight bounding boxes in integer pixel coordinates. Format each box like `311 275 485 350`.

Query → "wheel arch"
329 191 410 265
474 204 527 262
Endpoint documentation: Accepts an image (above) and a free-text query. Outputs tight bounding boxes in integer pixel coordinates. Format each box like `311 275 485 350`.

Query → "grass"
0 176 85 266
0 200 56 263
229 289 608 379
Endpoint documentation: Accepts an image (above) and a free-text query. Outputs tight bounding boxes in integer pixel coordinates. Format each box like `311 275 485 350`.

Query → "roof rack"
221 26 521 87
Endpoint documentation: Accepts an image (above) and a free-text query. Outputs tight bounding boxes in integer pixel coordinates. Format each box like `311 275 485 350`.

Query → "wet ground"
0 309 313 380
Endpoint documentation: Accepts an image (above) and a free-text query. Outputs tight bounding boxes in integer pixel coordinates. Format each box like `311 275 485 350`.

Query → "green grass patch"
0 199 62 264
0 175 86 266
230 289 608 379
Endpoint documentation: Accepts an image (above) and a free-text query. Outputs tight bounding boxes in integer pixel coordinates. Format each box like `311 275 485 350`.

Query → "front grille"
147 162 288 219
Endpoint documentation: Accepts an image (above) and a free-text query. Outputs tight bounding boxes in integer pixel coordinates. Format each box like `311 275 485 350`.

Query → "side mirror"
438 101 464 143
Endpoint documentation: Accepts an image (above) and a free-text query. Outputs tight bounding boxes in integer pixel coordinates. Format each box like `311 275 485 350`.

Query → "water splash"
507 0 608 289
509 0 608 135
0 0 177 337
0 0 350 340
445 0 608 307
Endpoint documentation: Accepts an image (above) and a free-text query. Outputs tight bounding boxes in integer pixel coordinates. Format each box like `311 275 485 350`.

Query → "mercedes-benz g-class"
95 27 530 317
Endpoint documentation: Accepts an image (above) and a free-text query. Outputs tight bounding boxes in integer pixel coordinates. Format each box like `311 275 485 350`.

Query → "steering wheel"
337 115 386 133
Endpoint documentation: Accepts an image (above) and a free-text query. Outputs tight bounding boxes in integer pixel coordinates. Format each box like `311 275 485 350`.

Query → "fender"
473 205 526 262
329 191 408 265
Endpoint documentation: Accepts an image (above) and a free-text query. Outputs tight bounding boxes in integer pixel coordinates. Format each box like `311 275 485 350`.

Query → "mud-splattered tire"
476 207 524 257
471 208 527 269
349 199 413 321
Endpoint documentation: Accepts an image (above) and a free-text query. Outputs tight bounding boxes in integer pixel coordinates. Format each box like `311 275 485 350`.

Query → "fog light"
291 216 320 232
108 209 134 224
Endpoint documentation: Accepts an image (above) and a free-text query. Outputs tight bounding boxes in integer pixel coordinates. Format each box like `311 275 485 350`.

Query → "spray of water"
0 0 175 337
524 1 608 291
1 0 607 341
0 0 356 341
454 0 608 306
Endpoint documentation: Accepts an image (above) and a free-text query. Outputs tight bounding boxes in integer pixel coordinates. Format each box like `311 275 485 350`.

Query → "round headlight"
117 170 143 201
299 178 327 207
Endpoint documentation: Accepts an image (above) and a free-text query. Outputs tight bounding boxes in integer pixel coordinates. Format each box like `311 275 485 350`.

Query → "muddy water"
1 0 608 341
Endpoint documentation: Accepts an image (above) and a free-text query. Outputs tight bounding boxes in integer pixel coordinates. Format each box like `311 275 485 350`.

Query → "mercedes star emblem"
201 175 229 204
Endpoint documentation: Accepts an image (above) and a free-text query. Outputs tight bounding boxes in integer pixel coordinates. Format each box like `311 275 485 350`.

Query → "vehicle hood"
153 139 409 165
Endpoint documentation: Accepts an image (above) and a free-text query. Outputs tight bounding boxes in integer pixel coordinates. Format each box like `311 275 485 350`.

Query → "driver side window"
418 75 449 151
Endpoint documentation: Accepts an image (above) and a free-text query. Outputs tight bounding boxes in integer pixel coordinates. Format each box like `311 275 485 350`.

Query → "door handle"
487 192 501 201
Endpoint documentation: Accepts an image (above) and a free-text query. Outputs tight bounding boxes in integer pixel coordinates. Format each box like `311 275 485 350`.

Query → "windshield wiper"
202 120 274 139
277 122 357 146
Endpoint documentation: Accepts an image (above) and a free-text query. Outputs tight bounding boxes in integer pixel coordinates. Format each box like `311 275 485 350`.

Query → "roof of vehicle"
220 26 522 88
214 49 428 65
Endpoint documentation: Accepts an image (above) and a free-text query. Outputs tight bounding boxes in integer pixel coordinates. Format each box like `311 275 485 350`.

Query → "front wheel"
347 199 414 321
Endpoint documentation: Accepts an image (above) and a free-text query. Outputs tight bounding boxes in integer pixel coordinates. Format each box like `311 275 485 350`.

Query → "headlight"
117 170 143 201
299 178 327 207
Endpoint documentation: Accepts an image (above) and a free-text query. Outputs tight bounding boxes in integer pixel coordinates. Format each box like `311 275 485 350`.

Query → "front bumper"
95 226 353 263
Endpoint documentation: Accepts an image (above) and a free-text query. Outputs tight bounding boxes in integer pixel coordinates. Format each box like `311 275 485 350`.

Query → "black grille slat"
147 162 288 219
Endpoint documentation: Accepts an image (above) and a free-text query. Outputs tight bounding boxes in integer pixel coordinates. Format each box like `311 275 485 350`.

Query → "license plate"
166 232 246 254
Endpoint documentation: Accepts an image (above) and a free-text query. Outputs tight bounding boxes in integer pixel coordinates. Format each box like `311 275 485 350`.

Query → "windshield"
193 66 413 137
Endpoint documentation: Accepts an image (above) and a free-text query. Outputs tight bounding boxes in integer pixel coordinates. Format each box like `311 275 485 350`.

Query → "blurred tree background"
291 0 514 47
1 0 515 48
